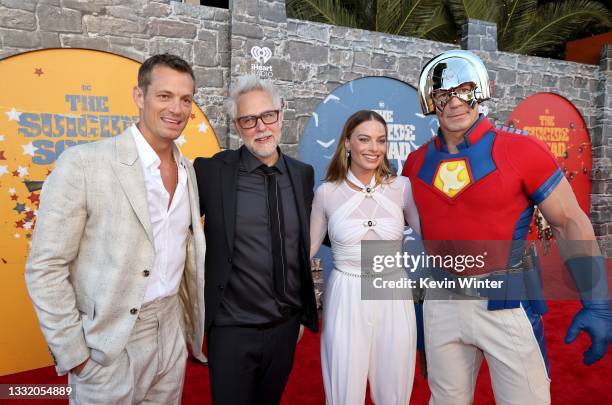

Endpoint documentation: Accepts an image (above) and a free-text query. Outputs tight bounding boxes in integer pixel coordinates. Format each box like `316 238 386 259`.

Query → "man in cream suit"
25 53 206 404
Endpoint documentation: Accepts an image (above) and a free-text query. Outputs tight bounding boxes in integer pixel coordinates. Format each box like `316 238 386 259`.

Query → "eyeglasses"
235 110 280 129
432 84 477 110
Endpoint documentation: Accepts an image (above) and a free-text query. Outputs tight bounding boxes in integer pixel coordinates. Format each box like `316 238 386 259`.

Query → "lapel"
221 148 240 255
110 131 154 245
182 156 199 227
285 156 309 248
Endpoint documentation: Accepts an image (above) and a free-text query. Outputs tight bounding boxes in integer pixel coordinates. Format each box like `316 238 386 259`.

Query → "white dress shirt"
131 125 191 304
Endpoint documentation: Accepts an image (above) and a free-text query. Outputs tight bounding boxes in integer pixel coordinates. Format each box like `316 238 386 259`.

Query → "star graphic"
10 194 18 201
6 107 22 121
24 222 33 230
190 113 196 119
17 166 29 177
27 192 39 204
26 233 32 239
25 211 35 220
15 220 25 229
12 170 19 177
0 151 5 160
0 165 7 177
8 187 16 194
0 134 4 141
198 122 208 133
14 203 25 213
175 135 186 146
14 233 20 239
21 142 37 156
34 68 44 76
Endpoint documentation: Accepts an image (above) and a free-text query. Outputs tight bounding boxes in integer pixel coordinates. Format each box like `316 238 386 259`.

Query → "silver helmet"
418 50 491 115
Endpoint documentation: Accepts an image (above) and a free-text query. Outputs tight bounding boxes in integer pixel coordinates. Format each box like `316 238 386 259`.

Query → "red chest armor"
403 116 562 275
403 116 561 241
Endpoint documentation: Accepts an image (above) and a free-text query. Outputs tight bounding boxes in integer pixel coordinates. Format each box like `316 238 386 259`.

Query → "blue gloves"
565 256 612 365
565 304 612 365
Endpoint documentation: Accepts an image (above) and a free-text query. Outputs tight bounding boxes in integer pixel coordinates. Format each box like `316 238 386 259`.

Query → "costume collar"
435 114 494 152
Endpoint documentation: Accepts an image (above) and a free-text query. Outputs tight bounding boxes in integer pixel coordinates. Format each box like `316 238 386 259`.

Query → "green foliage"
286 0 359 27
445 0 500 25
286 0 612 58
505 0 611 55
286 0 454 39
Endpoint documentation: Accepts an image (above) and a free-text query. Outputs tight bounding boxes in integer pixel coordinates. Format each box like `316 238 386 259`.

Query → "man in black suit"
193 75 318 405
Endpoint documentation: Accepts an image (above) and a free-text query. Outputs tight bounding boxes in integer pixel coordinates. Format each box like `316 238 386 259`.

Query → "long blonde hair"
325 110 396 184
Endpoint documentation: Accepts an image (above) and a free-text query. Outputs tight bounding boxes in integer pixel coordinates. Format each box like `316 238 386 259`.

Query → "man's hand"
71 358 90 376
297 325 304 344
537 179 612 365
565 305 612 365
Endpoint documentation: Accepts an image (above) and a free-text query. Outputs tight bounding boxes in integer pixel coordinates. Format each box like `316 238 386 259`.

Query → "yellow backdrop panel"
0 48 220 376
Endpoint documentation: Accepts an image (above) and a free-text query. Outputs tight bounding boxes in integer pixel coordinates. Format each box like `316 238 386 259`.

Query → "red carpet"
1 300 610 404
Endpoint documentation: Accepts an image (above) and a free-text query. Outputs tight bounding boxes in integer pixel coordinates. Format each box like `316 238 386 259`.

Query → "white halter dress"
310 171 420 405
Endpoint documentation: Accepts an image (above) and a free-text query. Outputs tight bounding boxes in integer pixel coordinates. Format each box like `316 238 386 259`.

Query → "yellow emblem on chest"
433 159 472 197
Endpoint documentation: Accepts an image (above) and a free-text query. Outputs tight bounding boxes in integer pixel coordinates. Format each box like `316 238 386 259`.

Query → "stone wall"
592 45 612 251
0 0 231 145
228 5 611 252
0 0 609 247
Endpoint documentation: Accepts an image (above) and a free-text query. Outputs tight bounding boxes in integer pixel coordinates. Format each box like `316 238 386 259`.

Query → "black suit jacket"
194 146 319 333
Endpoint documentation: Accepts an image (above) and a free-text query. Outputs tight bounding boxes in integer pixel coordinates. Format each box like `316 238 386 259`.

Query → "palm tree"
286 0 612 58
286 0 457 42
447 0 611 56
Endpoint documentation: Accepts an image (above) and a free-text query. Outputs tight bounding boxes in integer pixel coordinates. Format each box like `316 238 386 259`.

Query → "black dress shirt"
215 147 302 326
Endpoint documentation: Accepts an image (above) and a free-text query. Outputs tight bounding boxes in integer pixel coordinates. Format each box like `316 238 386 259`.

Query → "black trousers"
207 315 301 405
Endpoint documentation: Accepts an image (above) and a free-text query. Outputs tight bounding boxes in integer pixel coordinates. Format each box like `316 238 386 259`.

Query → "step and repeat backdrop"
0 49 592 376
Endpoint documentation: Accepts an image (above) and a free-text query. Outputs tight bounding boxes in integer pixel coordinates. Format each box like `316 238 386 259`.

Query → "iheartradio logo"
250 46 272 64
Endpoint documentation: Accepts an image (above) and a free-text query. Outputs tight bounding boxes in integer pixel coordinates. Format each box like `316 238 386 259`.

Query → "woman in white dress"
310 110 421 404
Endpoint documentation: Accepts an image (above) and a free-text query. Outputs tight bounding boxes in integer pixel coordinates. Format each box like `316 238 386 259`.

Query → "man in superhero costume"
402 50 611 404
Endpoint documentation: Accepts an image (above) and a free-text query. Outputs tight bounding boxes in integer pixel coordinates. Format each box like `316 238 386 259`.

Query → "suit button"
130 308 138 315
227 257 232 264
143 269 150 277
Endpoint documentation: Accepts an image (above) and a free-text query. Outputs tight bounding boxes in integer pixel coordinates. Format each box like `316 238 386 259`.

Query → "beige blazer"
25 131 206 375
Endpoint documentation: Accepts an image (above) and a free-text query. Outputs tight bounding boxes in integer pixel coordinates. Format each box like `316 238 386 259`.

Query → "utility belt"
429 246 547 313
